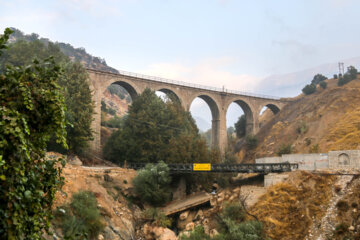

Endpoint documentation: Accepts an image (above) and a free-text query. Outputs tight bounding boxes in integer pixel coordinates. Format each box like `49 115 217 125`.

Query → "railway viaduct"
87 68 288 155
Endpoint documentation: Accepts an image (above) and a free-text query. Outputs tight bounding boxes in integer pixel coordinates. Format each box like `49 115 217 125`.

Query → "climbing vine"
0 28 67 239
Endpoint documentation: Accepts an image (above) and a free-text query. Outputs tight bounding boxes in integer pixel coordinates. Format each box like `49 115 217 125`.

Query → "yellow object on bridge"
193 163 211 171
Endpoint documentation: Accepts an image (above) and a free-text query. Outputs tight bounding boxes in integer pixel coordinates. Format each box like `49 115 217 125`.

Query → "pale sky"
1 0 360 130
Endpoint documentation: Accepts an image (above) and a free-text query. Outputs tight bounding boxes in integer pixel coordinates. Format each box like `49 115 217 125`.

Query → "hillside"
239 74 360 162
9 28 119 73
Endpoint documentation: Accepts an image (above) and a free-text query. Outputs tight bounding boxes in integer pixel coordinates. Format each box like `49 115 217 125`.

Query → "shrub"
102 115 124 128
336 200 350 212
180 226 210 240
276 144 293 156
245 135 258 150
335 222 349 235
54 191 105 239
132 161 172 206
304 138 312 146
221 202 245 223
296 121 308 135
142 208 172 228
334 74 338 79
302 84 316 95
309 144 319 153
319 81 327 89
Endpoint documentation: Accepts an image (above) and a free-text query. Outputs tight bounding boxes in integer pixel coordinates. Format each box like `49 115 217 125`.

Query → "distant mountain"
257 57 360 97
8 28 118 73
193 116 211 132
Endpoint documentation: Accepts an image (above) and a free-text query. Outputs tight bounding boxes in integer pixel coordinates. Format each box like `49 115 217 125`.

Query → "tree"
302 84 316 95
54 191 105 239
103 88 217 165
311 74 327 85
319 81 327 89
0 35 94 156
0 28 67 239
235 115 246 138
132 161 172 206
347 66 358 80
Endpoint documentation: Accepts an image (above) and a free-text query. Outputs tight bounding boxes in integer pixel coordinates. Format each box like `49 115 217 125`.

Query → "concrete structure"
328 150 360 169
87 68 288 155
256 150 360 171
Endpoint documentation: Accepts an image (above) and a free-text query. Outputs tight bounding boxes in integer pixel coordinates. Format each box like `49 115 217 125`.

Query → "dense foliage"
0 28 67 239
0 33 94 156
311 74 327 85
132 161 172 206
338 66 358 86
245 135 258 150
54 191 104 239
103 88 218 164
182 202 266 240
302 84 316 95
235 115 246 138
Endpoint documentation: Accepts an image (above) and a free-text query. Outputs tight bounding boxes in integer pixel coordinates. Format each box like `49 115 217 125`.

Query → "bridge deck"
126 163 298 174
161 192 211 216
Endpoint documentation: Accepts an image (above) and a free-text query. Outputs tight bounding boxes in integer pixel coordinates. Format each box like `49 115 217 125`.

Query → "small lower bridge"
161 192 211 216
127 162 298 174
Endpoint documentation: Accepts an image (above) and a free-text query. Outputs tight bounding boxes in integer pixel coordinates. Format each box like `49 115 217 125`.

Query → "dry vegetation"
239 75 360 162
250 171 335 240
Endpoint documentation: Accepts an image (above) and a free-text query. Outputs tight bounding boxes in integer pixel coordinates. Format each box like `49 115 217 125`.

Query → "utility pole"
338 62 345 76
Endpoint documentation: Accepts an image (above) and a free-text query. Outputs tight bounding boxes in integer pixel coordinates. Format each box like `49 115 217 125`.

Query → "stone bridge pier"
87 69 288 157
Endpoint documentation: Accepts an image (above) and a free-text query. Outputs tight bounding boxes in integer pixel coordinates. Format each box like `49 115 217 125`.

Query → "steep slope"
241 75 360 162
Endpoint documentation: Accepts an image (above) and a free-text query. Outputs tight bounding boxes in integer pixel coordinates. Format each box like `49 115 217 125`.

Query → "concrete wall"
256 153 329 170
264 173 289 187
329 150 360 169
257 150 360 171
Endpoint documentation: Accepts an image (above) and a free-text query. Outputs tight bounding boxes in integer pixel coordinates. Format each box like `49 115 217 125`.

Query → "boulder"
185 222 195 231
210 229 219 238
193 210 204 221
158 228 177 240
179 210 190 221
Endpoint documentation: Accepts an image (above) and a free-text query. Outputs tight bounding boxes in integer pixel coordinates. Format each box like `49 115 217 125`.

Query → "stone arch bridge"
87 69 288 155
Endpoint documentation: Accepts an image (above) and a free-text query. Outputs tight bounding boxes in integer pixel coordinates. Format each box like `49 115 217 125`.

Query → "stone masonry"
87 69 288 156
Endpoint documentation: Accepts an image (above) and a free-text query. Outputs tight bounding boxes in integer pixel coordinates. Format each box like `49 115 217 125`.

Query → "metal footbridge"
126 162 298 174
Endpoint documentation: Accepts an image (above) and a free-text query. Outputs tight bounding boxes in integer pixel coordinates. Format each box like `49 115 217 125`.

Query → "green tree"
302 84 316 95
0 35 94 156
245 135 258 150
311 74 327 85
215 202 266 240
235 115 246 138
132 161 172 206
319 81 327 89
0 28 67 239
54 191 105 239
103 88 216 164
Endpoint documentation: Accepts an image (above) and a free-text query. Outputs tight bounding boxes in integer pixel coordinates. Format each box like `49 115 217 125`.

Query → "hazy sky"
1 0 360 129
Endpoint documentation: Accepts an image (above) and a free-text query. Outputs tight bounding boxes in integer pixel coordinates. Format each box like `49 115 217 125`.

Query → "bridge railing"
126 162 298 173
88 68 281 100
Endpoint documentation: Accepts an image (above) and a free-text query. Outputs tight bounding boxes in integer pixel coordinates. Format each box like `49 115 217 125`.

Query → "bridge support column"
89 74 103 157
212 109 227 155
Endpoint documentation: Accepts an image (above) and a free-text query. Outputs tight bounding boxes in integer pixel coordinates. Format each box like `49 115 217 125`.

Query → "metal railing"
87 68 281 100
126 162 298 173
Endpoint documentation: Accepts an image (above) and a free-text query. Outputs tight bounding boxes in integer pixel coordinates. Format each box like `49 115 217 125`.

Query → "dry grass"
250 171 335 240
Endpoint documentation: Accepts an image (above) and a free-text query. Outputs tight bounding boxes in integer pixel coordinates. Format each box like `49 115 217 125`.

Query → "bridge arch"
189 93 220 147
225 99 255 136
104 80 139 101
260 103 280 115
155 87 181 103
